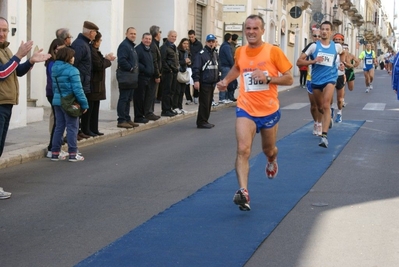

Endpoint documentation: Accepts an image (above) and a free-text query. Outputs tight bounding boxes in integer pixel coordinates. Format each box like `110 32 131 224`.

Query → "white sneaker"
223 99 233 104
47 150 69 158
173 108 182 114
69 154 84 162
194 97 198 104
211 101 219 107
369 84 373 90
319 136 328 148
366 87 369 93
0 187 11 199
180 109 187 114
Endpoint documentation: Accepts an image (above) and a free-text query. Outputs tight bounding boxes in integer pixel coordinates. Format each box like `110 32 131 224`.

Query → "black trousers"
89 100 100 133
196 83 215 126
299 70 307 86
161 72 177 112
81 95 94 134
134 78 146 119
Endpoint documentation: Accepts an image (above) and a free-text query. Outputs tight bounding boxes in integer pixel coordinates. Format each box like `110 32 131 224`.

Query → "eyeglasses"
313 35 321 38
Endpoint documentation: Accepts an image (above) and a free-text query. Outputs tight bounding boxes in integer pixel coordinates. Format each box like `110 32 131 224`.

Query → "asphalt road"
1 69 398 267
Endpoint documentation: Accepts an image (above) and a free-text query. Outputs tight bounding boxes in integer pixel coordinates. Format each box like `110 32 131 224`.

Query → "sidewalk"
1 82 300 170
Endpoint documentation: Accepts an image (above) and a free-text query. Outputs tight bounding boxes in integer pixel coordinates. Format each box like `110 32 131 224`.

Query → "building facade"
0 0 396 129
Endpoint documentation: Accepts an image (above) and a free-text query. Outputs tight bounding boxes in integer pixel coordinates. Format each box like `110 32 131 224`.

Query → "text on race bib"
243 71 269 92
315 52 334 67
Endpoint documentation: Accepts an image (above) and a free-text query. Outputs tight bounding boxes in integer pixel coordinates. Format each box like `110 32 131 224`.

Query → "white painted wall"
5 0 28 129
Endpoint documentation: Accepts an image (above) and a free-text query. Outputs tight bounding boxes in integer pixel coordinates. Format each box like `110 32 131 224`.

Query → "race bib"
366 59 373 65
243 71 269 92
315 52 334 67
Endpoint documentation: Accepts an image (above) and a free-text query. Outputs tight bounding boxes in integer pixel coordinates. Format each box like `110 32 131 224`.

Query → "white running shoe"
366 87 369 93
0 187 11 199
319 136 328 148
211 101 219 107
369 84 373 90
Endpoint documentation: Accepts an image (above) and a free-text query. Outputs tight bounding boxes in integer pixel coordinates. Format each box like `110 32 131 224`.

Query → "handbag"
55 77 82 117
116 68 139 88
177 70 190 83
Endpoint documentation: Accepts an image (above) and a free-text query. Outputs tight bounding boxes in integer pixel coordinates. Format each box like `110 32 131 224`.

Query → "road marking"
363 103 386 111
281 103 309 109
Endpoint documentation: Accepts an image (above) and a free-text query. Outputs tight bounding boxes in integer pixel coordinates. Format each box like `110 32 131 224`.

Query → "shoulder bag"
55 77 82 117
116 67 139 88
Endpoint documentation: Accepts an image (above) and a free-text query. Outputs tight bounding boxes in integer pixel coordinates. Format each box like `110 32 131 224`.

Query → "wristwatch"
266 76 272 84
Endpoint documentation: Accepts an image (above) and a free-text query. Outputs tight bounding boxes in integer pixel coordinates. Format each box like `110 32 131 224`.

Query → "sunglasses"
313 35 321 38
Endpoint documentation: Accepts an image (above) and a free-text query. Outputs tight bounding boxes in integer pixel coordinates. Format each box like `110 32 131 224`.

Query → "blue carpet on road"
76 120 364 267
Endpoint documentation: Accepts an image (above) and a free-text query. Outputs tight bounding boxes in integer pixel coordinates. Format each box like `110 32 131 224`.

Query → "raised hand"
15 40 33 59
29 48 51 64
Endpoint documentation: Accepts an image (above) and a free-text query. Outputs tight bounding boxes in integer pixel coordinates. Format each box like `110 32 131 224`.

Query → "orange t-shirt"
235 43 292 116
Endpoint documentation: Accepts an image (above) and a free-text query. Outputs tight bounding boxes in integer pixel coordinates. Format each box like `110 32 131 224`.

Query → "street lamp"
333 4 338 17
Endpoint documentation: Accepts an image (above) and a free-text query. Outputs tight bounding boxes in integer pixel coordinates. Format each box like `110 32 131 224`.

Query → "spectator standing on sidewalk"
71 21 99 138
217 15 293 211
149 25 162 108
51 47 88 162
160 30 179 117
116 27 140 129
89 31 115 135
192 34 220 129
45 38 68 158
299 65 307 88
218 33 234 104
188 30 202 104
177 38 191 113
0 16 51 199
134 32 158 123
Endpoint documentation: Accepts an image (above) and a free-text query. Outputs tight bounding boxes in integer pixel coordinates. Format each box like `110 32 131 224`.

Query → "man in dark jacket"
71 21 99 137
188 30 202 104
149 25 162 107
116 27 139 129
192 34 220 129
159 30 179 117
134 33 159 122
218 33 234 103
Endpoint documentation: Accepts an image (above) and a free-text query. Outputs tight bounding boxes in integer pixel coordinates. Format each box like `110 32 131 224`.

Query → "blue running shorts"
236 107 281 133
306 80 313 94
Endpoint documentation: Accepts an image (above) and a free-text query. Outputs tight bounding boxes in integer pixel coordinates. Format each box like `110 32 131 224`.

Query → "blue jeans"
0 104 13 157
218 67 230 101
117 88 134 123
51 106 79 154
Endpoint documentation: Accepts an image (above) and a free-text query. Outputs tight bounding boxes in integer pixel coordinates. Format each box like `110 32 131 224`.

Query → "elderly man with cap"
71 21 99 139
191 33 220 129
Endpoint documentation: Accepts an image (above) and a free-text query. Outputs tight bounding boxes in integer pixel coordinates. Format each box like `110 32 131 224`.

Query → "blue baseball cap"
206 34 216 42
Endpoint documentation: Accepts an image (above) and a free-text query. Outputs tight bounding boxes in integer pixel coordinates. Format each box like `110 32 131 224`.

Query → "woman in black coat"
176 38 192 113
88 31 115 135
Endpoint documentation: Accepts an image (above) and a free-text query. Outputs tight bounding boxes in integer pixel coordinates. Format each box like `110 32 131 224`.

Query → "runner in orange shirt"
217 14 293 211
